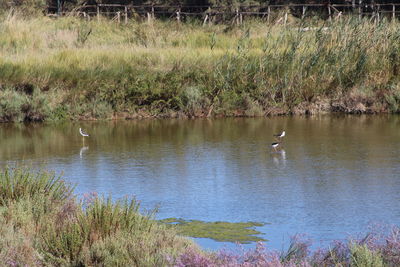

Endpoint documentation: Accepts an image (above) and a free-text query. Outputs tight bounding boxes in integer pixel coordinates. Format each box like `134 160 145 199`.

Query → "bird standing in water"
274 130 285 140
79 128 89 144
271 130 285 153
79 128 89 137
271 142 280 152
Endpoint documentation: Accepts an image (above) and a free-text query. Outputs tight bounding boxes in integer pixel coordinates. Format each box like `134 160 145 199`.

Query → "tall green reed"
1 15 400 120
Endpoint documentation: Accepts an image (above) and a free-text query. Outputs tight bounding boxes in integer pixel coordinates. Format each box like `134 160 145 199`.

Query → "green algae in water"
160 218 266 243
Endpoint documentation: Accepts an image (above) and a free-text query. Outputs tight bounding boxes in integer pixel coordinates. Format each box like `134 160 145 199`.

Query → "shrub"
0 167 193 266
0 168 73 205
350 244 384 267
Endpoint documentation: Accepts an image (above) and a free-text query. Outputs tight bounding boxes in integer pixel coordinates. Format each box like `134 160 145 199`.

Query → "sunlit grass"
1 15 400 121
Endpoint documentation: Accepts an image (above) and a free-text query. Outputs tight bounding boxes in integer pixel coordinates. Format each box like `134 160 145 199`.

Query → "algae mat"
160 218 266 243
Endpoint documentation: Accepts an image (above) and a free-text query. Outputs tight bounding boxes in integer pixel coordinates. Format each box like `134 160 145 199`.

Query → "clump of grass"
0 167 73 205
0 167 194 266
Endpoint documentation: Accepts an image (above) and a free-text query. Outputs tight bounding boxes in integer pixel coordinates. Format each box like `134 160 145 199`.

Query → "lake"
1 115 399 250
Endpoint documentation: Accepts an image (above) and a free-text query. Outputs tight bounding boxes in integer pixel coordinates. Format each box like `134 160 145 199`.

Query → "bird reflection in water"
79 146 89 159
272 149 286 168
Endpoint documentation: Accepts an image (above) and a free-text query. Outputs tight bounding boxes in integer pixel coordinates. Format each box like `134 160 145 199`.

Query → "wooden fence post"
117 11 120 23
177 8 181 23
393 4 396 20
377 4 380 23
302 6 306 19
203 13 209 26
236 8 239 25
284 8 288 26
152 5 155 19
328 4 332 21
374 4 378 24
147 12 151 23
124 6 128 24
97 5 100 21
267 6 271 23
359 0 362 20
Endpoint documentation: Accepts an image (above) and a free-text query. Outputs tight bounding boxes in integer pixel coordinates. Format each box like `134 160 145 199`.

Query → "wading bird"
79 128 89 137
271 142 280 152
274 130 285 140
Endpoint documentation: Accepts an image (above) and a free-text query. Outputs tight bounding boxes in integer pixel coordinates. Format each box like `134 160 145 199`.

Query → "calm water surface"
1 116 400 250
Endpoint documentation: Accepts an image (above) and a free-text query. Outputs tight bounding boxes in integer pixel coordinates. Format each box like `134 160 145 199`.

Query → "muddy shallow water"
1 115 399 250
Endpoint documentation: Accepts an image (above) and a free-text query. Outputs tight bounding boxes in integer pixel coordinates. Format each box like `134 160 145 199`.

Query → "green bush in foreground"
351 243 384 267
0 168 193 266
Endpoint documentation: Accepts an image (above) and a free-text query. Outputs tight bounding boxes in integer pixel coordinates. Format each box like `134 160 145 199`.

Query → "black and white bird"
79 128 89 137
273 130 285 139
271 142 280 152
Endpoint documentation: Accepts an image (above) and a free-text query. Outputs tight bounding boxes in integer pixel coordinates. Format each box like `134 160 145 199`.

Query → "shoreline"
1 95 397 123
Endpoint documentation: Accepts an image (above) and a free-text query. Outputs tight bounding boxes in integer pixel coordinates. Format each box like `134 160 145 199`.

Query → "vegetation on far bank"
1 14 400 122
2 167 400 266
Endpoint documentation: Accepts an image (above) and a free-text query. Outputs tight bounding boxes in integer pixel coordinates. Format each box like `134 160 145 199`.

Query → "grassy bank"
1 15 400 122
2 167 400 266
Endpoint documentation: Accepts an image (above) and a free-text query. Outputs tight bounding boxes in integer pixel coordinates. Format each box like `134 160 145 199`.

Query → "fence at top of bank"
46 3 400 24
